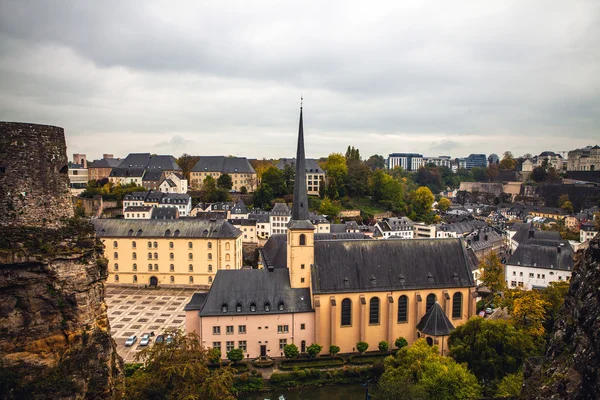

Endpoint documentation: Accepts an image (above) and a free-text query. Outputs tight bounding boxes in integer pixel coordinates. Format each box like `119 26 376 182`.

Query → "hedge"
348 352 391 365
269 364 384 389
279 356 345 370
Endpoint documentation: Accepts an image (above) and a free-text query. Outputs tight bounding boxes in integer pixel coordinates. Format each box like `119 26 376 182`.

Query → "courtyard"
105 285 199 362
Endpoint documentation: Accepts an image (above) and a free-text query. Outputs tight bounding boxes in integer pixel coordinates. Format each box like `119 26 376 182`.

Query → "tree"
512 290 551 337
253 184 274 209
436 197 451 212
531 166 547 182
240 186 248 194
479 251 507 294
356 341 369 354
306 343 323 358
495 371 523 398
208 347 222 364
395 337 408 350
260 166 286 197
176 154 200 182
410 186 435 223
346 161 371 198
318 197 340 219
283 343 299 359
281 163 295 195
471 167 487 182
324 153 348 199
449 318 534 386
379 339 481 400
557 194 570 207
227 348 244 364
561 200 574 214
365 154 386 171
378 341 389 352
485 164 499 182
499 151 516 170
217 173 233 190
126 330 235 400
329 345 340 356
345 146 361 164
370 170 405 212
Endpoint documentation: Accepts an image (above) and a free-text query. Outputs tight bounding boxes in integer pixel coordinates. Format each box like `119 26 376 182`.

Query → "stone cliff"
521 235 600 399
0 219 123 399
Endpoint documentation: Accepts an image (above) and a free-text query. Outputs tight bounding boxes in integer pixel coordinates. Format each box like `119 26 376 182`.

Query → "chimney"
528 230 535 239
557 245 561 254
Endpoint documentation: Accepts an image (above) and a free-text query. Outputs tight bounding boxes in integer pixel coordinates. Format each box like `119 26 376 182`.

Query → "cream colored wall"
102 236 242 287
190 312 315 359
190 171 257 192
313 287 474 354
287 229 314 288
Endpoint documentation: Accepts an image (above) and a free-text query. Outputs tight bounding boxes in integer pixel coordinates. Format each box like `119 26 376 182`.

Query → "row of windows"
340 293 463 326
213 325 247 335
114 275 207 283
113 252 230 261
221 301 285 313
212 340 247 353
114 263 215 272
113 241 218 250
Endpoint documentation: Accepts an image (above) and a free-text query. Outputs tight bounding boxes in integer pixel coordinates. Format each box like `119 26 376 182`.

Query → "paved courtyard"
105 285 199 362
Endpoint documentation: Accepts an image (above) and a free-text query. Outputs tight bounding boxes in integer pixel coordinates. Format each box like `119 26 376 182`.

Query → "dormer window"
221 303 228 313
264 302 271 312
278 301 284 311
236 303 242 313
250 303 256 312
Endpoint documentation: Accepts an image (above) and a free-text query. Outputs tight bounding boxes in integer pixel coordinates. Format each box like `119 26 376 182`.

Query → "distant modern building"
461 154 487 170
276 158 325 196
567 145 600 171
422 156 453 169
488 154 499 166
387 153 424 171
190 156 257 192
68 163 88 196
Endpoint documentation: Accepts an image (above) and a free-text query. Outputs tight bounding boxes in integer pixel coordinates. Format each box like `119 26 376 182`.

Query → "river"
238 383 370 400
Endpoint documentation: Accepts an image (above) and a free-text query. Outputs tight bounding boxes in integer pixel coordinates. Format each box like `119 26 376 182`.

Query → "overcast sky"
1 1 599 161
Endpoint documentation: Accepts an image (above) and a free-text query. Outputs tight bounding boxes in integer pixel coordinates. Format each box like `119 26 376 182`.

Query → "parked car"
155 335 164 344
124 335 137 347
166 334 174 344
140 334 151 346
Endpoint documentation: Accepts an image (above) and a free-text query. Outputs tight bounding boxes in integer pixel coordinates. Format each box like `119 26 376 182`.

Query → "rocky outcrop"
521 234 600 399
0 220 123 399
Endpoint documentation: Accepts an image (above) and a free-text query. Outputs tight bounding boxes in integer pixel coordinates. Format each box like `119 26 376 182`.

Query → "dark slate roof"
194 212 226 220
288 220 315 230
311 238 475 294
191 156 255 174
272 202 291 215
581 222 598 232
231 200 248 214
467 229 504 252
143 170 164 182
93 219 241 238
184 292 208 311
228 218 256 226
151 207 178 220
436 220 487 235
110 167 145 177
146 155 181 171
89 158 121 168
158 193 190 205
512 226 561 245
249 213 270 223
330 224 347 233
117 153 152 169
416 302 455 336
465 248 479 271
314 233 371 241
275 158 325 174
124 206 153 212
508 242 574 271
163 179 176 187
198 269 312 316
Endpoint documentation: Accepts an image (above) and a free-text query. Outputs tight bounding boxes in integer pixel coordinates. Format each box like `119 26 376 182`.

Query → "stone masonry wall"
0 122 74 228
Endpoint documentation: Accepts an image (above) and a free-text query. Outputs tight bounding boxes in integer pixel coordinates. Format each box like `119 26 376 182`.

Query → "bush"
348 353 390 365
124 363 143 377
307 343 323 358
227 348 244 363
395 337 408 350
251 358 274 368
378 341 389 352
279 356 345 370
208 347 221 364
329 345 340 356
356 341 369 354
284 343 299 359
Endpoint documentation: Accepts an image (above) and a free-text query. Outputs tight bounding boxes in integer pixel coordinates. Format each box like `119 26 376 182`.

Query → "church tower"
287 101 315 289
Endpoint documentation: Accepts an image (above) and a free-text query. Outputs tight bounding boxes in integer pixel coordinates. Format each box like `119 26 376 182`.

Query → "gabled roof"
89 158 121 168
311 238 475 294
184 292 208 311
146 155 181 171
93 219 241 238
275 158 325 174
508 241 574 270
231 200 248 214
271 202 291 215
191 156 255 174
143 170 164 182
151 207 178 220
198 269 312 316
416 302 455 336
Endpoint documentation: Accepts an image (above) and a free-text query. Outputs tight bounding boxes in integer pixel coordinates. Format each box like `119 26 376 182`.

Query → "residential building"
505 240 574 290
230 200 249 220
186 105 476 358
387 153 424 171
580 222 599 243
68 163 88 196
158 172 188 194
276 158 325 196
422 156 453 169
88 156 121 181
413 223 436 238
373 217 414 239
228 218 258 244
94 219 243 287
564 216 579 231
109 153 181 188
567 145 600 171
190 156 257 192
522 151 564 172
269 203 291 235
123 191 192 217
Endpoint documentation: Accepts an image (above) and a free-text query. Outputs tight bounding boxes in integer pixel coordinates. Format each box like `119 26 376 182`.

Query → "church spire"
292 99 309 221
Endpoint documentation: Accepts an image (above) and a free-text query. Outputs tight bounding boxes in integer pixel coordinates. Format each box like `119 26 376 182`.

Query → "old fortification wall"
0 122 74 228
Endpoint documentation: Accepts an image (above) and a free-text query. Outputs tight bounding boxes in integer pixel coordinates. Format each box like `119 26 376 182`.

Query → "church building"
185 104 477 358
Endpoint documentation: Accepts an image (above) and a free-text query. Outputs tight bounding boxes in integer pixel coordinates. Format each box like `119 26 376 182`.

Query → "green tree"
378 341 389 352
318 197 341 219
512 290 551 337
436 197 451 211
379 339 481 400
208 347 222 364
253 184 274 209
449 318 534 385
370 169 405 212
126 330 235 400
557 194 570 207
561 200 574 214
329 345 340 356
356 341 369 354
217 173 233 190
306 343 323 358
499 151 516 170
281 163 295 195
260 166 286 197
410 186 435 223
479 251 507 294
395 337 408 350
541 281 570 325
176 153 200 182
345 146 361 164
495 371 523 398
324 153 348 199
346 161 371 198
531 166 547 182
227 348 244 364
240 186 248 194
283 343 299 359
365 154 386 170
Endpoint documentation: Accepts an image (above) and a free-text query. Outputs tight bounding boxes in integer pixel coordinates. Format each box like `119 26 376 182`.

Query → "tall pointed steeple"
292 100 309 221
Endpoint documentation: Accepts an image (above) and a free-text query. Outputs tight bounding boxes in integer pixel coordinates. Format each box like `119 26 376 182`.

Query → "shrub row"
269 363 384 389
279 356 345 370
348 352 391 365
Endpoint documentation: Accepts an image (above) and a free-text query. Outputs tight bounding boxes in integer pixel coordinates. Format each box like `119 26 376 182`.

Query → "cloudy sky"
1 1 599 161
